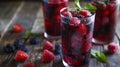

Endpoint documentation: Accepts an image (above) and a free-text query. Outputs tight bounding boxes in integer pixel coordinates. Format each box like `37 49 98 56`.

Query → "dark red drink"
42 0 68 38
92 0 117 44
60 7 95 67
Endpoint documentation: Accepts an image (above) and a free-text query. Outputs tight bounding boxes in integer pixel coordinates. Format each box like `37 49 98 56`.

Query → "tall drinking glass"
92 0 118 44
60 7 95 67
42 0 68 39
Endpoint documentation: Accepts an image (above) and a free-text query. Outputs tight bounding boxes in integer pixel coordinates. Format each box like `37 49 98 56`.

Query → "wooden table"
0 1 120 67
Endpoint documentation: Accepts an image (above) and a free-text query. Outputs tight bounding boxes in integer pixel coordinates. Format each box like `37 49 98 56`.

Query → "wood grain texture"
0 1 120 67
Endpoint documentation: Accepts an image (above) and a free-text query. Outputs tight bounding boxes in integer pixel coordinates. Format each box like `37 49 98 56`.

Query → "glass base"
92 38 112 45
62 60 70 67
62 60 89 67
44 32 61 40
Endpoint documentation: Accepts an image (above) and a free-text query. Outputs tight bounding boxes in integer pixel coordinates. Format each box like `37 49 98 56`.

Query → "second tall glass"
92 0 118 44
42 0 68 39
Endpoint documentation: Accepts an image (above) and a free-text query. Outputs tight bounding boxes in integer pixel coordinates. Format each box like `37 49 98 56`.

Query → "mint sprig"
74 0 82 11
84 3 96 12
22 28 32 39
74 0 96 12
91 49 107 63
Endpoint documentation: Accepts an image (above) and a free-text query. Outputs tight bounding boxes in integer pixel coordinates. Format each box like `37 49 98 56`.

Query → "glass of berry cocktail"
92 0 118 44
42 0 68 39
60 7 95 67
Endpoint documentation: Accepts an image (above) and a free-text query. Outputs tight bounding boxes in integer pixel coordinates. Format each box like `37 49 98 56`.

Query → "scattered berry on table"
13 23 23 33
108 42 119 54
13 40 23 49
4 44 15 53
43 41 53 51
23 62 35 67
41 49 55 62
17 45 28 52
15 50 29 62
29 37 41 44
54 43 62 55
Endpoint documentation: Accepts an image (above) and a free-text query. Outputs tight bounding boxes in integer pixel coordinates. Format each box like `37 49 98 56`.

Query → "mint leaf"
91 49 107 63
84 3 96 12
96 52 107 63
74 0 82 11
22 28 32 39
96 1 105 6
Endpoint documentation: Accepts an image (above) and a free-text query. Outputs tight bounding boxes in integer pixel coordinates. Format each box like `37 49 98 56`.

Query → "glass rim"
60 7 95 25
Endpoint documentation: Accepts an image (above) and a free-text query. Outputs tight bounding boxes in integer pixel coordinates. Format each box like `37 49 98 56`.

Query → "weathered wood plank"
0 2 21 34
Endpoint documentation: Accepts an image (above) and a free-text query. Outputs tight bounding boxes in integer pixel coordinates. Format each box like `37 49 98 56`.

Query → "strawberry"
69 17 81 26
41 49 55 62
23 62 35 67
43 41 53 51
79 10 92 17
77 23 87 35
15 50 29 62
82 42 91 52
108 42 119 54
13 23 23 33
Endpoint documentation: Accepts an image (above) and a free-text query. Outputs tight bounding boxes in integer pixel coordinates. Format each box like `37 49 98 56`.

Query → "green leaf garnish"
96 1 105 6
22 28 32 39
84 3 96 12
74 0 82 11
74 0 96 12
91 49 107 63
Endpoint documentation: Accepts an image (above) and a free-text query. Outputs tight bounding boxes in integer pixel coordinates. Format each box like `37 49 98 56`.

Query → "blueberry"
54 44 62 55
13 40 23 49
4 44 15 53
18 45 28 52
29 37 41 44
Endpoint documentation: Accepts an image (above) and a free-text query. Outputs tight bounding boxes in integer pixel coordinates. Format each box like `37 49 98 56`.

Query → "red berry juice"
42 0 68 37
92 0 117 44
60 8 95 67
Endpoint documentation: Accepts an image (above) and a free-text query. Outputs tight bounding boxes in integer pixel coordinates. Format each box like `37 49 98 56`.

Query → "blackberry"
18 45 28 52
29 37 41 44
54 43 62 55
4 44 15 53
13 40 23 49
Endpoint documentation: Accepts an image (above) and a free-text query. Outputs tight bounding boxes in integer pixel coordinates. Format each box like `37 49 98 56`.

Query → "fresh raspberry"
15 50 29 62
107 3 115 12
41 49 55 62
43 41 53 51
69 17 81 26
101 16 109 25
79 10 92 17
99 4 106 10
62 11 72 18
108 42 119 54
13 23 23 33
77 23 87 35
82 42 91 52
71 11 77 17
23 62 35 67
